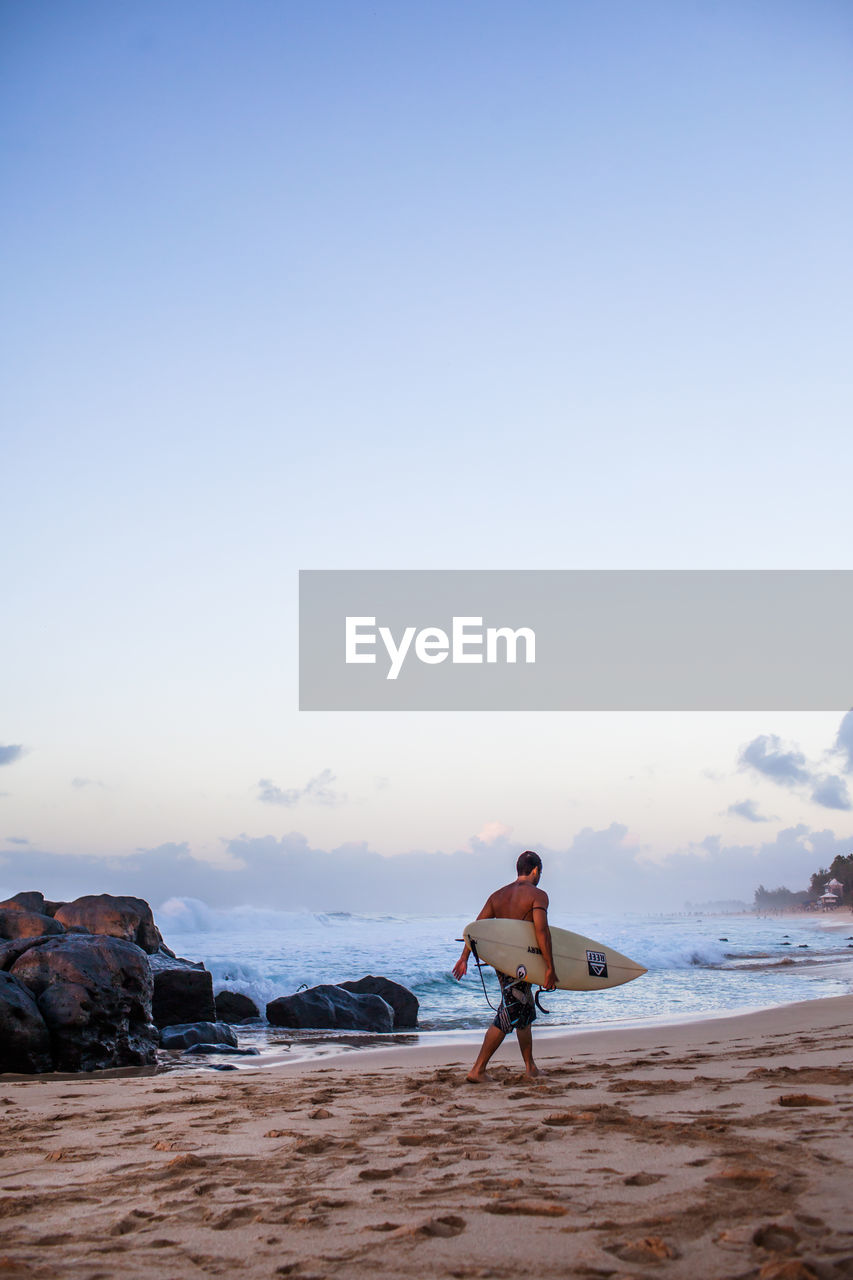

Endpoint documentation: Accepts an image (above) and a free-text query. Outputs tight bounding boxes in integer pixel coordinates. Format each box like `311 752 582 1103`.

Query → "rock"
183 1043 260 1056
215 990 260 1023
147 947 205 974
0 891 64 918
0 908 65 941
0 971 54 1073
266 984 394 1032
338 975 418 1028
10 934 157 1072
151 964 216 1029
0 891 48 914
54 894 162 954
159 1021 238 1050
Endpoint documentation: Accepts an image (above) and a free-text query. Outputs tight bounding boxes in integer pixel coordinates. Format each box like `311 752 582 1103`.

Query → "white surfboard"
463 919 647 992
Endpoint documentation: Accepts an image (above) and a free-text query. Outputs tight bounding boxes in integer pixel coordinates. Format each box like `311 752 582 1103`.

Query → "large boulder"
339 976 419 1029
54 894 162 954
0 909 65 941
0 935 58 972
10 934 157 1072
266 984 394 1032
0 971 54 1073
160 1021 238 1050
215 990 260 1023
149 951 215 1028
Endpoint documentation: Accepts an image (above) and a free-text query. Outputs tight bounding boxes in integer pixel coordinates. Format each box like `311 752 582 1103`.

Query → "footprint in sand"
484 1199 568 1217
612 1235 679 1262
109 1208 158 1236
206 1204 259 1230
397 1133 443 1148
416 1214 467 1238
753 1222 801 1252
705 1167 777 1189
358 1164 408 1181
295 1138 337 1155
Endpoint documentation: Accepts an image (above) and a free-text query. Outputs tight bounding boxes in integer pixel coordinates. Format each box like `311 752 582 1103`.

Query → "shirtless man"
452 850 558 1082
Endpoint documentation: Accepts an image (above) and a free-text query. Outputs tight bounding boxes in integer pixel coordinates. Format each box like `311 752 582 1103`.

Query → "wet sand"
2 993 853 1279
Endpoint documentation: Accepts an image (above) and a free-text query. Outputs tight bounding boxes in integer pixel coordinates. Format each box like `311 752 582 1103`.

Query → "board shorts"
493 971 537 1033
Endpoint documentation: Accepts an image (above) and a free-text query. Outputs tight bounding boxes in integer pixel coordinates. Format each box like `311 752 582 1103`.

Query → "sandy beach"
2 993 853 1280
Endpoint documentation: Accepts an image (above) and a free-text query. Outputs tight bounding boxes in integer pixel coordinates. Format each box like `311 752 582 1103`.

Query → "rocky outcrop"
150 954 216 1029
214 990 260 1023
0 971 54 1073
0 909 66 941
266 984 394 1032
160 1021 238 1050
339 976 419 1028
54 895 162 954
10 934 157 1072
0 890 223 1073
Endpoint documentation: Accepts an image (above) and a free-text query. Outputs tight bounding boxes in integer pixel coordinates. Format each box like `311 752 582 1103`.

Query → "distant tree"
754 884 809 909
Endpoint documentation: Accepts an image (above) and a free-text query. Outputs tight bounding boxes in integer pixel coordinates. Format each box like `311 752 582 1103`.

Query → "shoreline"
250 988 853 1076
7 942 853 1082
2 987 852 1279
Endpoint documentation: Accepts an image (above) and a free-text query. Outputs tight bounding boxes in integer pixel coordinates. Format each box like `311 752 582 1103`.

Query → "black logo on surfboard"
586 950 608 979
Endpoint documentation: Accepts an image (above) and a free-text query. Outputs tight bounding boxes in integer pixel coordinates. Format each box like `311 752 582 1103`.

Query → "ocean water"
156 898 853 1065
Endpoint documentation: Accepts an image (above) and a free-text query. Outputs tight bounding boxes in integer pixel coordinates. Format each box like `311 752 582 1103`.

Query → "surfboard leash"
467 937 550 1016
467 938 500 1013
534 988 550 1014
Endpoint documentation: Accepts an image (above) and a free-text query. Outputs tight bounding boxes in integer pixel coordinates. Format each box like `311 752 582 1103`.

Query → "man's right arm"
452 894 496 980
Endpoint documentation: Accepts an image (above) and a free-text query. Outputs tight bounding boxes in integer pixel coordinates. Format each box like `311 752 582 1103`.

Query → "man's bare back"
482 878 549 923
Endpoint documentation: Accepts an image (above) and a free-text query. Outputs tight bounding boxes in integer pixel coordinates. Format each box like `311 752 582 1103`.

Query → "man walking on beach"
452 850 558 1082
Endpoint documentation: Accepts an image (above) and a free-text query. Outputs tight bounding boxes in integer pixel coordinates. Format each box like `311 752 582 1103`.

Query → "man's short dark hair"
517 850 542 876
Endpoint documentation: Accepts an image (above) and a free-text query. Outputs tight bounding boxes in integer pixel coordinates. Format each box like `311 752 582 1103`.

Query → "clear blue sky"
2 2 851 909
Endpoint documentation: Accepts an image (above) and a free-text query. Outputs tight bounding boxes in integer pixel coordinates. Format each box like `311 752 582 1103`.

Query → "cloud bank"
2 822 848 921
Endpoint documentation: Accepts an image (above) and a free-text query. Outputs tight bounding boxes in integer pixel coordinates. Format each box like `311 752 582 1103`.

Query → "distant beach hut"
825 878 844 897
818 891 839 910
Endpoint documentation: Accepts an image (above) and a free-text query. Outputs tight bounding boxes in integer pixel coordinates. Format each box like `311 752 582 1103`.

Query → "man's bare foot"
465 1070 491 1083
522 1065 545 1079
